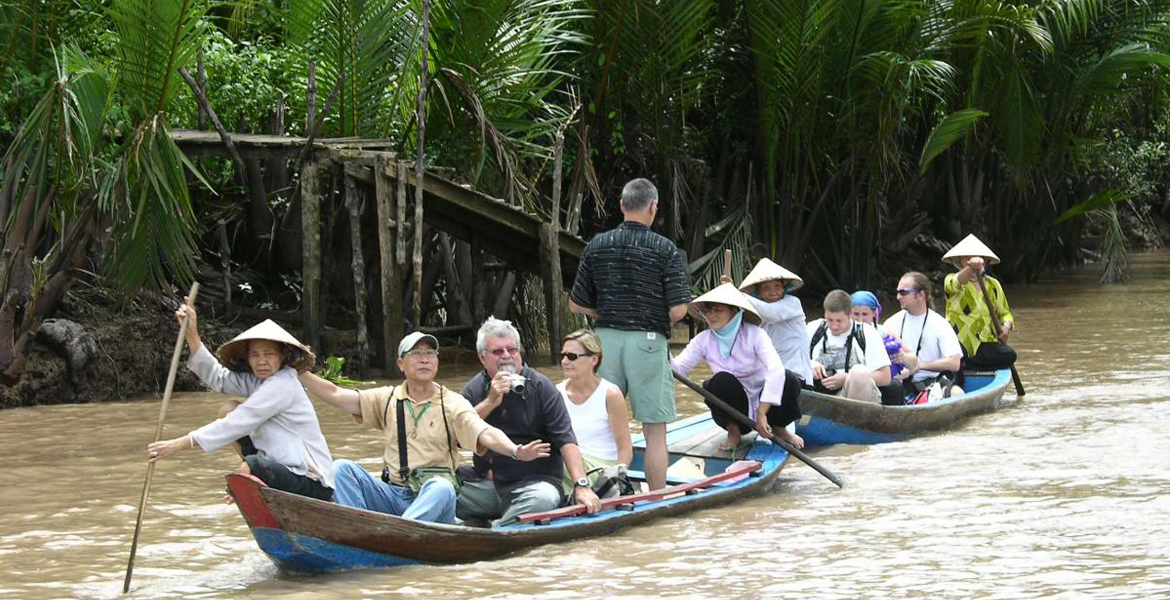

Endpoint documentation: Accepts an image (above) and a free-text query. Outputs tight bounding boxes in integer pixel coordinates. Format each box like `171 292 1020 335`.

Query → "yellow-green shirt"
356 384 489 486
943 273 1015 356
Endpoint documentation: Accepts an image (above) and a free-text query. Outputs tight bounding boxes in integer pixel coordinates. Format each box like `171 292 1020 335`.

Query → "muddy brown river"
1 252 1167 599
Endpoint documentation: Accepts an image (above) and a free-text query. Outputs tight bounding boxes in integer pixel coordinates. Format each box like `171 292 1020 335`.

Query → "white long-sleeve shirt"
745 295 813 383
187 343 334 488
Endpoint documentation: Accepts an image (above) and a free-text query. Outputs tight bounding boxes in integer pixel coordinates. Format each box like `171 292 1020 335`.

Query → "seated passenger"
147 301 334 502
298 332 550 524
851 290 913 405
883 272 965 401
458 317 601 526
557 329 634 494
737 258 813 384
671 283 805 451
942 234 1018 371
807 290 892 403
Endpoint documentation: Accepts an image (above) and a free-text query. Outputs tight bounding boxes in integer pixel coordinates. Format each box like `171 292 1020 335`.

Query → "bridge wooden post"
301 158 323 354
540 131 565 364
345 174 371 376
376 155 404 375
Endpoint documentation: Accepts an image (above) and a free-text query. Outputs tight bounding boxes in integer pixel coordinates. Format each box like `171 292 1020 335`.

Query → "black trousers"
703 370 802 431
244 454 334 501
961 342 1017 371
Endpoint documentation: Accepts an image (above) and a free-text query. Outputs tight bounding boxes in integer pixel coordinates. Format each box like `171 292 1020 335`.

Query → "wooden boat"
795 369 1015 446
226 413 789 573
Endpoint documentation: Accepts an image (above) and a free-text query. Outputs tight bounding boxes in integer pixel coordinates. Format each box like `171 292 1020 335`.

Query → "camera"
504 373 526 394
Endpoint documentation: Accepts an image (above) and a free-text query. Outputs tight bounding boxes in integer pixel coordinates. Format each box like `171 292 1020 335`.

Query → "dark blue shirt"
570 221 692 337
460 366 577 498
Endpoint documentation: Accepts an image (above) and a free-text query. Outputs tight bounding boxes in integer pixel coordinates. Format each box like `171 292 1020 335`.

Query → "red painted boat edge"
227 473 281 529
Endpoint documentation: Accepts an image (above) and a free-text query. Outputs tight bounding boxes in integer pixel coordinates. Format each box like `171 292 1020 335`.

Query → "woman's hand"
147 435 191 462
175 296 201 352
755 415 773 439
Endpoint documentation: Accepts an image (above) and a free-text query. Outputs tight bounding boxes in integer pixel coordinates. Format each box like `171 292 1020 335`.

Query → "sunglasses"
486 346 520 357
895 288 920 296
561 351 594 361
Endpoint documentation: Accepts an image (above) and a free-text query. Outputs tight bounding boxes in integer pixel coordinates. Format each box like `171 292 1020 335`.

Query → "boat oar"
671 370 844 488
123 283 199 594
974 272 1025 396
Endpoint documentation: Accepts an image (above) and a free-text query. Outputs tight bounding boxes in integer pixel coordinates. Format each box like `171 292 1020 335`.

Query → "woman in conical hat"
941 234 1018 372
671 283 805 451
146 299 335 502
737 258 812 385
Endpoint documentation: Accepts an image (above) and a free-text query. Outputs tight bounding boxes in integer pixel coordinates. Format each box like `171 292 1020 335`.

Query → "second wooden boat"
795 369 1015 446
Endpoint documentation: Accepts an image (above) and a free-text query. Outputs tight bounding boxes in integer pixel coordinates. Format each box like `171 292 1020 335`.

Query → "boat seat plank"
624 470 698 485
517 461 761 525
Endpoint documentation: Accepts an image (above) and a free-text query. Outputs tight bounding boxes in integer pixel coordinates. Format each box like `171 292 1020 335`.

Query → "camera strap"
396 396 410 483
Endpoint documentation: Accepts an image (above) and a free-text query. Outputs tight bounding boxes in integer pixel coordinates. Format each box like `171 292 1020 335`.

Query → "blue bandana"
712 310 744 358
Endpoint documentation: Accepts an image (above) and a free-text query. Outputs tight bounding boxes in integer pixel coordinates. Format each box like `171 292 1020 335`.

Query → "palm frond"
919 108 988 173
108 0 209 116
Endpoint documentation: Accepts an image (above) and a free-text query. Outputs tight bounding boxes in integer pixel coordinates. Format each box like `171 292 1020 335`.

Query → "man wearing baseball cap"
299 331 550 524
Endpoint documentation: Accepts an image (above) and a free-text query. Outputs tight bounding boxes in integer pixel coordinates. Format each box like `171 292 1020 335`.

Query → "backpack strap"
809 321 828 356
854 323 866 352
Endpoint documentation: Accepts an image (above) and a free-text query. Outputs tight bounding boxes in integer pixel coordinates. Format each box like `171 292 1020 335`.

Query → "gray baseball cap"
397 331 439 357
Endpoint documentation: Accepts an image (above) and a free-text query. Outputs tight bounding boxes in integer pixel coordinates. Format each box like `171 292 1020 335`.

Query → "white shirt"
745 295 813 383
883 309 963 382
557 378 620 461
187 343 335 488
807 319 891 372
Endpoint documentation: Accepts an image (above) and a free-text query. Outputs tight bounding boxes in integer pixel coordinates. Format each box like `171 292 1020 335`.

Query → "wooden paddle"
974 272 1025 396
722 248 732 283
672 370 844 488
123 283 199 594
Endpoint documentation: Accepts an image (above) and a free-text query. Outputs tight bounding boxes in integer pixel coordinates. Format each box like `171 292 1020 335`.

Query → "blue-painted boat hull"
795 369 1015 446
228 414 789 573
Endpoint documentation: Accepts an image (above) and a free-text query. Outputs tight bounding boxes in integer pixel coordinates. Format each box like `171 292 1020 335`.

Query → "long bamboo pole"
123 283 199 594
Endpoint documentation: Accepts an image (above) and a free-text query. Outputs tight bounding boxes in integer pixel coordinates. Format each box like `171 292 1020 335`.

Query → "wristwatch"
575 477 590 488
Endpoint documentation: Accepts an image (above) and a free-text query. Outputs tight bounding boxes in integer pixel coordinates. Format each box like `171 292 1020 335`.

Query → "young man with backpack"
806 290 891 403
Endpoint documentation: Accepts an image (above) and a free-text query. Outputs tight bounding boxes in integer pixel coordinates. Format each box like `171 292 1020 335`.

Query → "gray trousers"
456 478 562 527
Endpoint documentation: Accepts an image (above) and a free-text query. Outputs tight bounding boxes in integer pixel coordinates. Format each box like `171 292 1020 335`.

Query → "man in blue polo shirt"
569 178 692 490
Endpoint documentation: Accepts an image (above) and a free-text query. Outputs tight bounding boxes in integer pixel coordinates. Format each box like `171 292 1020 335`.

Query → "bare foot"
718 430 742 452
773 427 805 450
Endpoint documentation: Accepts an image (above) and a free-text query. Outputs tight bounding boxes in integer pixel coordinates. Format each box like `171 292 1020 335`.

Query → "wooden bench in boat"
517 460 762 525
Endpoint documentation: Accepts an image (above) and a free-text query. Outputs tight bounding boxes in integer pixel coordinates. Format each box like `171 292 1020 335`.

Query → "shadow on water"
0 252 1167 599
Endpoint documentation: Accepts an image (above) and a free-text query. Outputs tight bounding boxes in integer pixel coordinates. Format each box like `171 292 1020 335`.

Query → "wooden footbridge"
172 129 584 372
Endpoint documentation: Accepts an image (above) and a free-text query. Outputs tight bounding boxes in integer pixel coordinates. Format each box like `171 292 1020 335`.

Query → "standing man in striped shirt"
569 178 692 490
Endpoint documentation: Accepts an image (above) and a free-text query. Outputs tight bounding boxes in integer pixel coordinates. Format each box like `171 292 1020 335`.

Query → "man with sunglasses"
882 272 964 401
457 317 602 526
298 331 550 523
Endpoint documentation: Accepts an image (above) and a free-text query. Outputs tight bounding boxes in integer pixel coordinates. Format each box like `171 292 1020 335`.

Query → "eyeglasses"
561 351 594 361
486 346 520 357
699 304 731 314
895 288 920 296
403 349 438 358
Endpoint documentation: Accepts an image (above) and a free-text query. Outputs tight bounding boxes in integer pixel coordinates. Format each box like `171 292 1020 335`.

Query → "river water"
1 252 1167 600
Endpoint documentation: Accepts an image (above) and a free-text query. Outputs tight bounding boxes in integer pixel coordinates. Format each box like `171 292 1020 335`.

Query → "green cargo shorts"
596 327 676 424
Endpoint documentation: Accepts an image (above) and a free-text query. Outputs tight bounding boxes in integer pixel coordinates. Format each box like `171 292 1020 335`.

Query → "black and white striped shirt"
570 222 692 336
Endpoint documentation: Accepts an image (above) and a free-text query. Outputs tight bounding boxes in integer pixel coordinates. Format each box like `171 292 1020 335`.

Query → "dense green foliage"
2 0 1170 378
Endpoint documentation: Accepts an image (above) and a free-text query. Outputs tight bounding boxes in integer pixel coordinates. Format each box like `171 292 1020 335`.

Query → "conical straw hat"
692 283 761 326
942 233 1000 267
738 258 804 293
216 319 316 372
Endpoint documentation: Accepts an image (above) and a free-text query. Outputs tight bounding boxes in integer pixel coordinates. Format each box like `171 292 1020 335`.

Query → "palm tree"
0 0 209 383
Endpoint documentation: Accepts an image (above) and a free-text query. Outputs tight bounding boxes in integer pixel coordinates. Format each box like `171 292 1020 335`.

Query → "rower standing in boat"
671 283 804 451
942 234 1019 372
458 317 602 526
569 178 692 491
146 303 334 502
298 332 550 524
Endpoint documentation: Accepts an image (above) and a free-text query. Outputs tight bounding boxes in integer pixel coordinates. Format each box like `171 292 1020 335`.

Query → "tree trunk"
345 175 371 375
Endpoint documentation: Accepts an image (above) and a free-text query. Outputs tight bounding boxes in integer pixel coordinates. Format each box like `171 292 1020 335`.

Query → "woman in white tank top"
557 330 633 490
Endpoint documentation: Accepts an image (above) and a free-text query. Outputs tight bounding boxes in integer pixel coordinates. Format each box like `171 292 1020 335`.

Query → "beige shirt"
356 383 489 486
